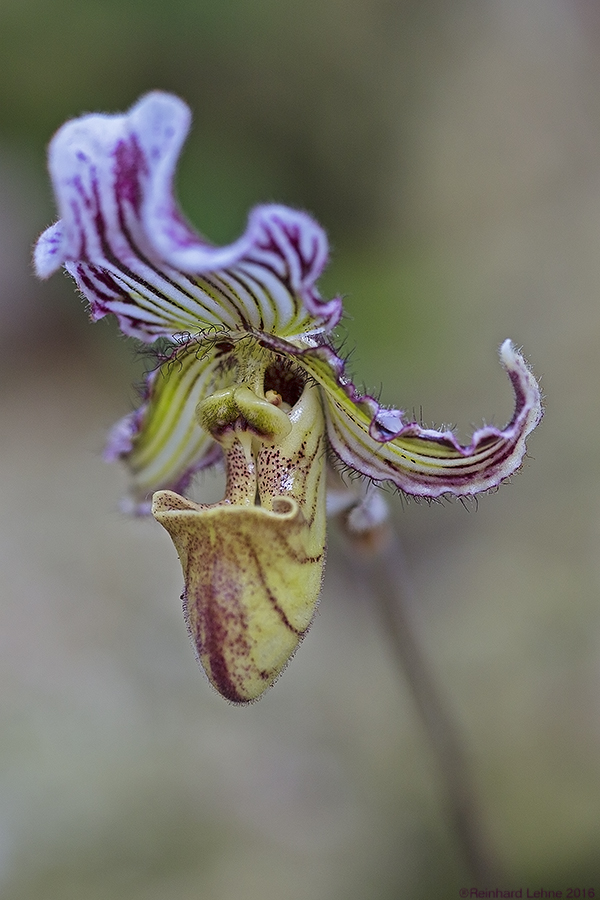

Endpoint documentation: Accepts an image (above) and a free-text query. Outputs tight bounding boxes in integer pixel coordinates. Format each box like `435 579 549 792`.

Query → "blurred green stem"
342 521 499 884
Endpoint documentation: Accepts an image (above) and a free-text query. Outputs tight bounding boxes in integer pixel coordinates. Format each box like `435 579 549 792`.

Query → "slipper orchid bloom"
35 92 542 703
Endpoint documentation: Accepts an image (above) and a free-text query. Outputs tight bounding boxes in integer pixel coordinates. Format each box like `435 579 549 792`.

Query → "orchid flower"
34 92 542 704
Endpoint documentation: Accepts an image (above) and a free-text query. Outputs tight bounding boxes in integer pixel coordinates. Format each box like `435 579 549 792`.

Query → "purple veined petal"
34 92 342 341
105 337 228 512
262 335 542 498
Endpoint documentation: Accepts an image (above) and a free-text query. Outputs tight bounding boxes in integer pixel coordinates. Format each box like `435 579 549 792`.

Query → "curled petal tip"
33 221 64 279
498 338 543 439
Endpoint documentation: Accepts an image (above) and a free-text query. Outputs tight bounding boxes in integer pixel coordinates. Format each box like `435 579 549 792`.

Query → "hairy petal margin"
279 337 542 498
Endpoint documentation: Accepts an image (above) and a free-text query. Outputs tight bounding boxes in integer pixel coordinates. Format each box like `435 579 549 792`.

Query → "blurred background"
1 0 599 897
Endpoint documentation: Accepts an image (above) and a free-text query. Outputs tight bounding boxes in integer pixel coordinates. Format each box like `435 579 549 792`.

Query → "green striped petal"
105 337 229 513
259 335 542 498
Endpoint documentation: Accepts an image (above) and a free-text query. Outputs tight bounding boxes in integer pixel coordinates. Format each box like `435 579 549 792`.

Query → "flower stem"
341 522 500 883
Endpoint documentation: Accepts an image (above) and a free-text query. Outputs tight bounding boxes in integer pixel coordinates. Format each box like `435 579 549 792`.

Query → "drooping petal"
262 336 541 498
34 92 341 342
152 380 327 703
105 337 227 513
